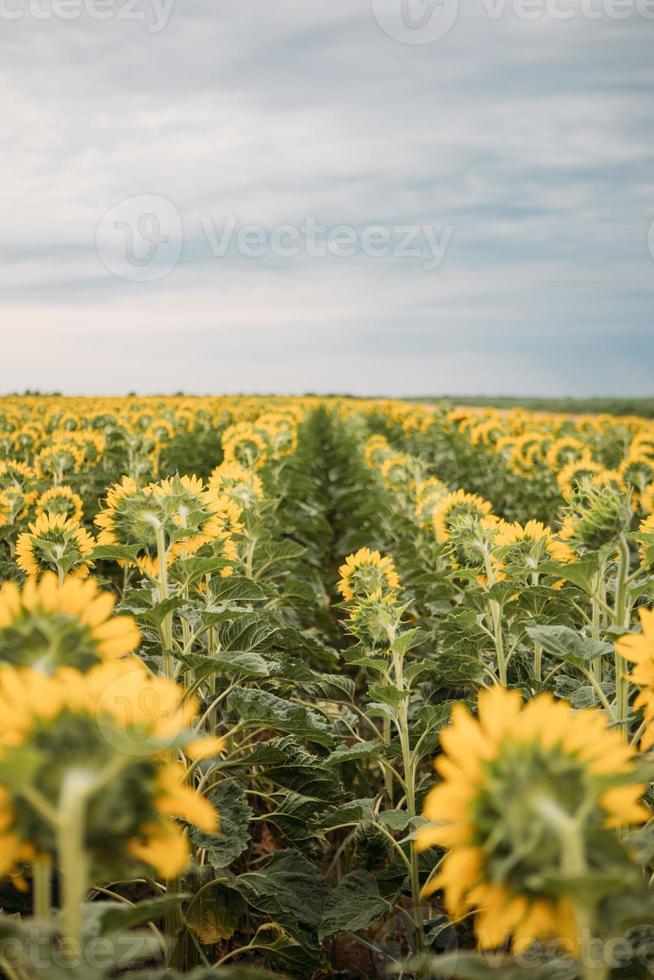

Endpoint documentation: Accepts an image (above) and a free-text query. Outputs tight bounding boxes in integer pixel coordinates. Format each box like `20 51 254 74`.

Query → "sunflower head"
558 476 632 553
0 660 222 880
95 474 236 576
546 437 585 472
16 514 95 579
619 452 654 492
337 548 400 603
432 489 494 546
0 460 36 491
0 486 36 529
221 423 268 469
0 573 139 672
415 477 449 528
35 444 84 482
344 588 404 648
364 434 391 470
36 485 84 524
380 452 417 492
208 461 264 508
416 687 648 954
616 607 654 748
556 455 605 497
492 520 553 574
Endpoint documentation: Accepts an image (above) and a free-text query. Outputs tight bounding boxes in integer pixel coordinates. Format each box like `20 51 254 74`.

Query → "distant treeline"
415 396 654 418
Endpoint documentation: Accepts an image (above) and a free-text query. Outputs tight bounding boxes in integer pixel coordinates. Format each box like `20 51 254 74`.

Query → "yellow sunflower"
0 660 222 880
337 547 400 603
416 686 648 953
36 485 84 524
432 489 493 545
208 461 264 508
616 607 654 748
414 477 449 528
0 572 139 671
16 514 95 578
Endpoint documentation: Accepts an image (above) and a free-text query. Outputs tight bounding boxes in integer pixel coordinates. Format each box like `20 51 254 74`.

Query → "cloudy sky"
1 0 653 396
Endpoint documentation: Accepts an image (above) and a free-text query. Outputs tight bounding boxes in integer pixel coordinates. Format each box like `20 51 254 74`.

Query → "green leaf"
96 895 188 936
208 575 268 603
430 651 486 686
324 740 384 766
318 871 389 940
368 683 409 709
228 688 334 747
234 850 326 957
239 737 341 801
246 922 318 973
527 625 612 666
91 544 143 564
539 557 600 594
377 809 412 832
182 650 270 680
315 798 375 830
183 879 246 944
391 628 426 656
190 779 252 870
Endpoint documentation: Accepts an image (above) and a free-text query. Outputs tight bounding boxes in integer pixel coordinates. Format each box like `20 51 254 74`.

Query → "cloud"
0 0 652 395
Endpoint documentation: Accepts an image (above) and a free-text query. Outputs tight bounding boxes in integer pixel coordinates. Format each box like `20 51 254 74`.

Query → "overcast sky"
1 0 653 397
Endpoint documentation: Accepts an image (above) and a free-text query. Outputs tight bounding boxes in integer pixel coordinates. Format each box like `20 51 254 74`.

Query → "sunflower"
619 452 654 493
640 483 654 515
36 485 84 524
221 423 268 470
380 452 417 492
0 486 36 529
432 489 494 545
0 572 139 672
0 660 222 880
414 477 449 528
95 474 237 577
558 476 632 553
616 607 654 748
208 461 264 508
491 520 556 575
364 434 391 470
416 686 648 953
34 443 84 483
16 514 95 579
556 455 605 497
337 548 400 603
0 459 36 490
546 437 585 472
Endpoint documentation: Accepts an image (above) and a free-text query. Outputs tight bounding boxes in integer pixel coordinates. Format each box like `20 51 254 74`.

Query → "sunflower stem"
32 857 52 919
391 644 425 955
613 536 631 733
155 524 174 680
57 773 90 956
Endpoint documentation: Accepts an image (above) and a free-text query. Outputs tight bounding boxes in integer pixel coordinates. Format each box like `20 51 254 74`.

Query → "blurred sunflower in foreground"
0 572 139 672
0 660 222 886
616 607 654 748
417 686 648 955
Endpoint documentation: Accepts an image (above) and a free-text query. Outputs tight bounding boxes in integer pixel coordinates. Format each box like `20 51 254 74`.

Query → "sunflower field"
2 396 654 980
